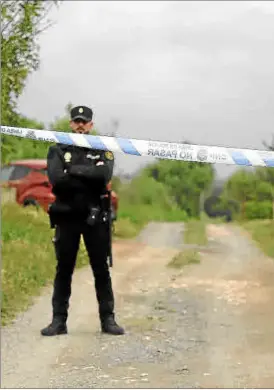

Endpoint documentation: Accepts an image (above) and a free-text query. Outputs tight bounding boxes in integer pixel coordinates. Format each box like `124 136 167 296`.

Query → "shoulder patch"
105 151 114 160
64 152 72 162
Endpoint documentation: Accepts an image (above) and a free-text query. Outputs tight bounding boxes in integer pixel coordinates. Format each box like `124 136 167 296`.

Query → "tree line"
220 165 274 220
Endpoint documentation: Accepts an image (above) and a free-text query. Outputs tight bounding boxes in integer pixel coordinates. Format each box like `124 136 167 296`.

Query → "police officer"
41 105 125 336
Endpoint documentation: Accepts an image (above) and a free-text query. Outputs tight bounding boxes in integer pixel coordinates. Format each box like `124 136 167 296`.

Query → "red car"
1 159 118 218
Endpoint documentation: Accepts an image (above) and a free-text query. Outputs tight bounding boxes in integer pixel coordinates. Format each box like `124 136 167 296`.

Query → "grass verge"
184 218 208 246
167 249 201 269
167 218 206 269
113 217 143 239
241 219 274 258
1 202 91 326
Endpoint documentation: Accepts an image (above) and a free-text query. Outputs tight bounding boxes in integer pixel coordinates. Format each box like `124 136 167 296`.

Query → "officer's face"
70 119 93 134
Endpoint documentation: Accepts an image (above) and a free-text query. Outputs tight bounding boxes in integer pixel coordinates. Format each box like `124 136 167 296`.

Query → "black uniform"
41 112 124 336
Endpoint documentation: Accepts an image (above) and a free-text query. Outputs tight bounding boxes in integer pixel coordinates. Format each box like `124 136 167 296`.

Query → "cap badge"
79 107 83 113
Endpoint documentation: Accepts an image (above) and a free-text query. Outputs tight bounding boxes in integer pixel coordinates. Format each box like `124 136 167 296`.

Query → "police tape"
1 125 274 167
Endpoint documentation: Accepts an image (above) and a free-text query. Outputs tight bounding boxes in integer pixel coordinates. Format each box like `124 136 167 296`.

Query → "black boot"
101 314 125 335
40 317 67 336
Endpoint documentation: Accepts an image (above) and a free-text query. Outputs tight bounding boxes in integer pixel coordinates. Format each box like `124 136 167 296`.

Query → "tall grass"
241 219 274 258
1 203 89 325
117 174 188 231
184 219 208 246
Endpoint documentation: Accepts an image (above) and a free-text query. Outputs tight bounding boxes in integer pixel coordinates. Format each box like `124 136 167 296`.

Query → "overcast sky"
18 1 274 178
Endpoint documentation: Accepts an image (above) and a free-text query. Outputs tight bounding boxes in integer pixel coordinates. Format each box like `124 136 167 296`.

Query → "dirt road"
2 222 274 388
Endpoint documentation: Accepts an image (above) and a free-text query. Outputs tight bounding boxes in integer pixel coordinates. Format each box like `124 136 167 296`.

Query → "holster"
48 202 72 228
86 207 101 226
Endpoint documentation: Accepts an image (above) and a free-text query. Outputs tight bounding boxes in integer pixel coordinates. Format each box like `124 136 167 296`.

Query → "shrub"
244 201 273 220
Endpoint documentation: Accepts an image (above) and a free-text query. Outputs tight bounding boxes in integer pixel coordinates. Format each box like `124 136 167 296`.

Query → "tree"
222 168 274 219
256 139 274 218
1 114 47 163
1 0 60 163
223 170 259 202
263 135 274 151
1 0 60 124
255 167 274 187
145 159 215 217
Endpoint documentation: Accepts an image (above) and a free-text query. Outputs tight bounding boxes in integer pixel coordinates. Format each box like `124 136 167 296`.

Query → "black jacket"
47 143 114 215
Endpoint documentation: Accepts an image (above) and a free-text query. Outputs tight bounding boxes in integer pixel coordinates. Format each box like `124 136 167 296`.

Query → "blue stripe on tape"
262 157 274 167
116 137 141 156
230 151 252 166
85 135 108 151
54 132 74 145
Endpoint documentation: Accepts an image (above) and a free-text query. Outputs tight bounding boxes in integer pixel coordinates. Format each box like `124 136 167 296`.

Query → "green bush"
113 218 140 238
245 201 273 220
145 159 214 218
117 173 188 229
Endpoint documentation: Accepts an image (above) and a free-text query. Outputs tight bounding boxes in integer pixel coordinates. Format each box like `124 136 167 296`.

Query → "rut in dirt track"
1 222 274 389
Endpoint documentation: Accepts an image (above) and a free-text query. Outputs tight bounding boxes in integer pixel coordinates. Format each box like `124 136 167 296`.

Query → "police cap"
70 105 93 122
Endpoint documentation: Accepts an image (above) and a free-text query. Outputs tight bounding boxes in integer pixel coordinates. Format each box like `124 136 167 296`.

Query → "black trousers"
51 220 114 322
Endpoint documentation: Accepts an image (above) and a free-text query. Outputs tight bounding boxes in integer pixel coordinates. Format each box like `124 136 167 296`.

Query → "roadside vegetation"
167 219 207 270
1 202 90 325
184 219 208 246
218 166 274 259
240 219 274 259
167 249 201 269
